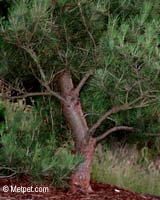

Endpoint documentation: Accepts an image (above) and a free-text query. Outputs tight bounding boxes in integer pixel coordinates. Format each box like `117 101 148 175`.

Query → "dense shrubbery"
0 99 81 186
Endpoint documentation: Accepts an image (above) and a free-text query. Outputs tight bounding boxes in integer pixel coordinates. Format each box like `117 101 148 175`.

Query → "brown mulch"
0 177 160 200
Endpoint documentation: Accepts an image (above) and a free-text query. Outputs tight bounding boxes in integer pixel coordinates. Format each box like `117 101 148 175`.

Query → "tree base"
70 138 96 194
71 183 93 194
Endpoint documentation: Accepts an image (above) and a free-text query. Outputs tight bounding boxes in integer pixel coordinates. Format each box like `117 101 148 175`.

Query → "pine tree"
0 0 159 192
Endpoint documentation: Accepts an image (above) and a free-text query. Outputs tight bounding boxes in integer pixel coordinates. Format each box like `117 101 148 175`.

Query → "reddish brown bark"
59 70 95 193
58 70 88 150
58 70 133 193
70 137 96 193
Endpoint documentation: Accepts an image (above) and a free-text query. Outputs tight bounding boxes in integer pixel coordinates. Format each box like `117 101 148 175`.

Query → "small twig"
0 172 17 179
145 134 160 137
95 126 134 143
0 167 17 179
77 1 96 49
22 47 66 103
0 79 26 96
84 112 100 117
74 71 93 95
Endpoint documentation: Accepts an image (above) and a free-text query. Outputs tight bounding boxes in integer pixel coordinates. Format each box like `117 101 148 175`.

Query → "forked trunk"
59 70 96 193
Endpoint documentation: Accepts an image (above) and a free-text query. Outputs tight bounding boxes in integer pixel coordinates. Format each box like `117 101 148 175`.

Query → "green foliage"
0 100 81 186
0 0 58 80
0 0 159 144
0 0 159 96
80 0 160 136
0 0 160 190
51 147 82 186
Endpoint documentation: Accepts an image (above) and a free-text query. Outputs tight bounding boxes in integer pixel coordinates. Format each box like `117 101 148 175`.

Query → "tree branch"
89 104 129 135
74 71 93 95
89 91 157 135
22 47 66 103
0 167 17 179
95 126 134 143
77 1 96 49
145 133 160 137
0 91 65 102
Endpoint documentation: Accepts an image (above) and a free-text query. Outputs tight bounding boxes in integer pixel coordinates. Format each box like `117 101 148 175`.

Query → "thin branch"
89 90 157 135
22 47 66 103
95 126 134 143
77 1 96 49
43 86 66 103
145 134 160 137
0 166 16 171
0 78 25 95
74 71 93 95
0 172 16 179
0 91 65 102
35 67 66 102
0 167 17 179
89 104 129 135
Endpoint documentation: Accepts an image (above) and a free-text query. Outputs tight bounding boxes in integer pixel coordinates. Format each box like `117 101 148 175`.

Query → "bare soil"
0 176 160 200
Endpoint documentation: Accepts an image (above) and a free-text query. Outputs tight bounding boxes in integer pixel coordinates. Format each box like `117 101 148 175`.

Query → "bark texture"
59 70 95 192
70 137 96 193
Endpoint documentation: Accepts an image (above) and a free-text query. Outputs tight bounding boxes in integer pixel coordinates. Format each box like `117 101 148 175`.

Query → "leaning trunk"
70 137 96 193
59 70 96 193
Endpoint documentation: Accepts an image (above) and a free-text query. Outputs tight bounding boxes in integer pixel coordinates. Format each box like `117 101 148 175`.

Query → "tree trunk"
59 70 96 193
71 137 96 193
